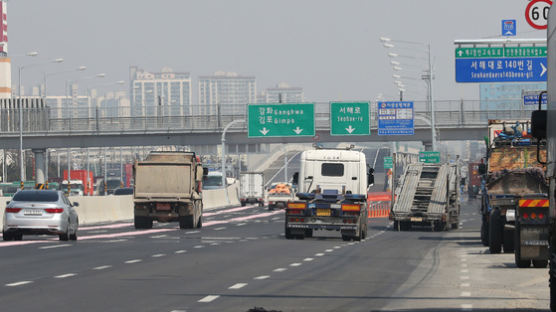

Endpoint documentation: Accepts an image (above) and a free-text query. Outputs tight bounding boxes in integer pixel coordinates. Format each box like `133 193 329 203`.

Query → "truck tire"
481 218 489 246
2 231 12 241
503 227 514 253
489 209 503 254
533 259 548 268
550 245 556 311
342 235 351 241
285 222 294 239
268 205 274 211
514 223 530 268
259 201 264 207
434 221 446 232
134 216 152 229
179 215 194 229
362 221 368 239
197 215 203 228
401 221 411 231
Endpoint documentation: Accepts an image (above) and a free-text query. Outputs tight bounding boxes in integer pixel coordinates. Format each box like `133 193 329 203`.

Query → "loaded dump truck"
479 120 547 255
133 151 206 229
391 162 460 231
266 182 294 210
285 146 372 241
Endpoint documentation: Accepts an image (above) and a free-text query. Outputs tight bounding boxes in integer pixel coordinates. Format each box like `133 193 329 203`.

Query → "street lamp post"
221 119 244 205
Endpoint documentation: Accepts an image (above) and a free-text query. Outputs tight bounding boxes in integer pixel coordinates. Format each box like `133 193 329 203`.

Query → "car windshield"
12 191 59 202
203 175 223 187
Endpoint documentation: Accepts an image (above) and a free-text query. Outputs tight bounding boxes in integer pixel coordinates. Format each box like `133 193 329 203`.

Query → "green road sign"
384 156 393 169
419 151 440 164
455 46 547 58
248 103 315 138
330 102 370 136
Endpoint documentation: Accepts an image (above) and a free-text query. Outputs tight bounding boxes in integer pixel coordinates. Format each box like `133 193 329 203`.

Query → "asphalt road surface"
0 197 549 311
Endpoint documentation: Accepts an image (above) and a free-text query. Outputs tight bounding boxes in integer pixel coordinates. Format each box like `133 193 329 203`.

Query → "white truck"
239 172 264 207
286 146 373 241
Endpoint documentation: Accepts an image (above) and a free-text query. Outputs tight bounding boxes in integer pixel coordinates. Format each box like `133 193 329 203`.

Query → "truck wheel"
362 222 368 239
514 223 530 268
550 245 556 311
532 259 548 268
259 201 264 207
2 231 12 241
401 221 411 231
342 235 351 241
305 229 313 238
197 215 203 228
268 205 274 211
489 209 503 254
503 227 514 253
434 221 446 232
451 219 459 230
285 225 294 240
241 202 245 207
134 216 152 229
480 219 489 246
179 215 194 229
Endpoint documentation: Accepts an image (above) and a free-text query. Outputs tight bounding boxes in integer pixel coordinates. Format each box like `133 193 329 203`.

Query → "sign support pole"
428 43 437 152
222 119 244 205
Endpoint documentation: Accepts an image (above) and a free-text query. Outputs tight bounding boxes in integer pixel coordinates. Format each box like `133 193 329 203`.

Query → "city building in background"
264 82 304 103
0 0 10 98
129 66 192 117
479 82 547 110
198 71 256 115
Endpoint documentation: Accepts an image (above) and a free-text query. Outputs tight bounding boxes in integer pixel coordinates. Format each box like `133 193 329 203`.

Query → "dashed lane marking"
214 227 226 231
93 265 112 270
185 231 200 234
5 281 32 287
229 283 247 290
460 283 470 287
461 303 473 311
460 291 471 297
39 244 71 250
273 268 287 272
303 258 314 262
254 275 270 280
236 223 247 226
290 263 302 267
315 253 325 257
461 269 469 273
55 273 76 279
460 276 469 280
152 253 166 258
325 249 334 252
194 245 204 249
198 295 220 303
334 246 341 249
125 259 142 264
150 235 167 239
175 250 187 254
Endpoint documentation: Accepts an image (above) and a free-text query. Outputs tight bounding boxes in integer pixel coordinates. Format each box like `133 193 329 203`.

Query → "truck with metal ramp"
133 151 206 229
285 146 372 241
391 162 460 231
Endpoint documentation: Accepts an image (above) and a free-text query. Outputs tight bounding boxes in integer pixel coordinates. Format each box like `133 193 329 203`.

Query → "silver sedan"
2 190 79 241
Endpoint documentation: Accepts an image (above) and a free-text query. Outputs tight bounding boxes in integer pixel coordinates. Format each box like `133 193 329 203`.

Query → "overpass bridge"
0 99 531 149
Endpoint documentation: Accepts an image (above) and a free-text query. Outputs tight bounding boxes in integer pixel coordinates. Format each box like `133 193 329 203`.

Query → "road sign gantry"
329 102 370 136
248 103 315 138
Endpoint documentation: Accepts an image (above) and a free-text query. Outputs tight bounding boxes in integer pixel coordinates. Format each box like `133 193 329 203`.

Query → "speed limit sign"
526 0 553 30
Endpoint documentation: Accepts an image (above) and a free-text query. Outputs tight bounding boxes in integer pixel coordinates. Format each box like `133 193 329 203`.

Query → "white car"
3 190 79 241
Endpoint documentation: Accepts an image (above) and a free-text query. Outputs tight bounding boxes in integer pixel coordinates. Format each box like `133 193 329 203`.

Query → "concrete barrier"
0 183 240 229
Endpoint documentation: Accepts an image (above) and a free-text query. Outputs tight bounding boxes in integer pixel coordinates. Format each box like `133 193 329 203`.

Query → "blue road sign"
523 91 547 106
377 101 414 136
455 57 547 83
502 19 516 36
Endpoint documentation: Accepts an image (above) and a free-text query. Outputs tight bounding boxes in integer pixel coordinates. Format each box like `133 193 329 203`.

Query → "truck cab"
61 180 85 196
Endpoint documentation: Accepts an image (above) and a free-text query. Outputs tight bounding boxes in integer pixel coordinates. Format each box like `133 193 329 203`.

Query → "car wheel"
69 231 78 241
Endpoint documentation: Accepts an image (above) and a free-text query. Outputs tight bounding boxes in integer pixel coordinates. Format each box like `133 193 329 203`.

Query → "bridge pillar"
423 142 434 151
33 149 46 185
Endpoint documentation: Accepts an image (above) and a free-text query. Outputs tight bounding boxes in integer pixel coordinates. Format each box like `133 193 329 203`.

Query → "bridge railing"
0 99 536 135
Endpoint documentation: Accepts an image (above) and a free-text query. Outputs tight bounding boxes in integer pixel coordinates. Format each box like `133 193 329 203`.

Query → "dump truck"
391 162 460 231
266 182 294 210
479 120 547 255
285 146 372 241
239 172 264 207
133 151 206 229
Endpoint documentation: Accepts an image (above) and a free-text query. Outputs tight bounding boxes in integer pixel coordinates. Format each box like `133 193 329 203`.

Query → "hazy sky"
7 0 546 104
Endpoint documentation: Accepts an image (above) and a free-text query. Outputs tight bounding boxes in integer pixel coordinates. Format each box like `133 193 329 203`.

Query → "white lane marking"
246 237 258 240
325 249 334 252
5 281 32 287
93 265 112 270
461 269 469 273
273 268 287 272
39 244 71 250
460 283 470 287
125 259 142 264
152 253 166 258
229 283 247 290
236 223 247 226
185 231 200 234
459 223 464 226
198 295 220 303
461 304 473 311
194 245 204 249
461 263 468 268
460 291 471 297
150 234 167 239
315 253 325 257
460 276 469 280
303 258 314 262
290 263 302 267
55 273 76 279
347 242 355 246
254 275 270 280
334 246 341 249
210 243 219 246
106 239 128 243
175 250 187 254
170 310 186 312
214 227 226 231
271 217 280 221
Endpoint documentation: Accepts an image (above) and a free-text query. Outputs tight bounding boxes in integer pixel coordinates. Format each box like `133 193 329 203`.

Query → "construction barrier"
367 192 392 219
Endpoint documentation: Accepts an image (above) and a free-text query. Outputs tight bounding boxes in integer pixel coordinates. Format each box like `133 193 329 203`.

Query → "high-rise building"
130 66 192 117
198 71 256 116
265 82 304 103
0 0 10 99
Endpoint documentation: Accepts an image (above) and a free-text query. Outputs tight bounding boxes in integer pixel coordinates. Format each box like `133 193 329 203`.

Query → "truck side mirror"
368 168 375 186
478 163 486 175
531 110 547 140
292 172 299 185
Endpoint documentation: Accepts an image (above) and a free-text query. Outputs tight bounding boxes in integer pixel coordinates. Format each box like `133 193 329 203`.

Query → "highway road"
0 198 549 312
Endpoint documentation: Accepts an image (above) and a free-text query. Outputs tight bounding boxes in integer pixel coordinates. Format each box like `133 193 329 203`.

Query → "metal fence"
0 100 535 135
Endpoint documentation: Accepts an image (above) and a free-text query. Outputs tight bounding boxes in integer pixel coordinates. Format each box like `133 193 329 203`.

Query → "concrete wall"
0 182 241 229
